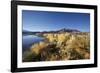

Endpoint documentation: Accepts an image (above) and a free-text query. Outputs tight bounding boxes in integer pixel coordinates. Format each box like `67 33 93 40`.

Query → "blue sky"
22 10 90 32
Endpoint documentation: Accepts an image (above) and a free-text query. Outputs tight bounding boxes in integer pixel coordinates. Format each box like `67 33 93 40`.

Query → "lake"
22 35 44 52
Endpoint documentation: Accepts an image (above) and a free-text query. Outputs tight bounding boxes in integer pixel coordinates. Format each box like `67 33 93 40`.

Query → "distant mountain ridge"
57 28 80 33
23 28 81 34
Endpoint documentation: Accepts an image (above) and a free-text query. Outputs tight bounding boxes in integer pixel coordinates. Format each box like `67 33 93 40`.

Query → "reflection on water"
22 35 44 52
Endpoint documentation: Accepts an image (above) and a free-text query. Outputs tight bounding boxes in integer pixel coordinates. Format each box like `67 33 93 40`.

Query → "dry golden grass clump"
30 42 48 55
23 32 90 62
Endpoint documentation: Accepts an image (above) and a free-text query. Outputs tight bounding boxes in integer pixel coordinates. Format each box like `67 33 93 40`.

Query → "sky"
22 10 90 32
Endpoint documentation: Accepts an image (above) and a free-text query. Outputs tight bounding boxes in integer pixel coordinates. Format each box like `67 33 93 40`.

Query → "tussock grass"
23 32 90 62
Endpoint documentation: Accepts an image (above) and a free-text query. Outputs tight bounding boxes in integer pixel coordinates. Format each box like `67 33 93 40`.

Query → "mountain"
23 30 32 33
23 28 81 35
23 30 36 35
57 28 80 33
